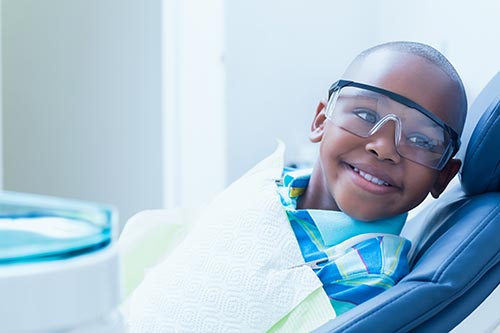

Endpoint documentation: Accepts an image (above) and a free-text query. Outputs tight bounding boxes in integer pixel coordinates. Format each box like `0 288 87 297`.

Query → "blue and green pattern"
278 168 411 315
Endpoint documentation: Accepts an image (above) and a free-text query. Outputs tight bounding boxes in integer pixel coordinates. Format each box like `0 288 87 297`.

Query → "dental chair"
315 71 500 333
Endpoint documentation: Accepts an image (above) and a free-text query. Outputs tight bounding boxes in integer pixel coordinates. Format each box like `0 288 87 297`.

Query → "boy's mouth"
352 167 391 186
348 164 396 188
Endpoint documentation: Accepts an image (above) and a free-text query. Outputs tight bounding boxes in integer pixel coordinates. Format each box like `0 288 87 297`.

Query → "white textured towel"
125 142 322 332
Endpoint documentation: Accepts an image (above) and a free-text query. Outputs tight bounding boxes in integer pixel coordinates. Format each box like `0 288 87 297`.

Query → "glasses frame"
327 80 461 169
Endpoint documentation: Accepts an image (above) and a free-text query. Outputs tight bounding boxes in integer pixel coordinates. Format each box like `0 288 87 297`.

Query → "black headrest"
460 71 500 195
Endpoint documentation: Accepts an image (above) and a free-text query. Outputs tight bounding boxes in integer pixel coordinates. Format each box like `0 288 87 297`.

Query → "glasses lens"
397 108 452 169
326 86 453 169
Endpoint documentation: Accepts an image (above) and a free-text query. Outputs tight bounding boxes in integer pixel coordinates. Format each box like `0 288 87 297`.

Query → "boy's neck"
296 161 341 212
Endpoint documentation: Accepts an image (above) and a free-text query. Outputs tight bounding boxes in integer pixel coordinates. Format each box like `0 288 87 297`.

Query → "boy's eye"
353 109 379 124
406 134 437 151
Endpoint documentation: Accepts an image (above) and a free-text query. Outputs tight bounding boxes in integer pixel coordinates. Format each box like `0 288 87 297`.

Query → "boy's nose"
365 120 401 164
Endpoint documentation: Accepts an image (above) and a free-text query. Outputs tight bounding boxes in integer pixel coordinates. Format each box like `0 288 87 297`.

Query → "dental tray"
0 191 115 264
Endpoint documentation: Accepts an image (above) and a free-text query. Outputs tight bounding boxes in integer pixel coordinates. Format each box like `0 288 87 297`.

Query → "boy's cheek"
395 170 440 212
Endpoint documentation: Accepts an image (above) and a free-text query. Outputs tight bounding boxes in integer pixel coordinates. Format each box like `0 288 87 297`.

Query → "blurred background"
1 0 499 225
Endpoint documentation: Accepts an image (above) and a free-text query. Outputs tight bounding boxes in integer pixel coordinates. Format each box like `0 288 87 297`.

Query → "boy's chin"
341 207 400 222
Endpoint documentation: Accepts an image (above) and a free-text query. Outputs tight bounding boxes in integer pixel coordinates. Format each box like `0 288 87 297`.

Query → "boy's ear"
310 100 328 143
430 158 462 198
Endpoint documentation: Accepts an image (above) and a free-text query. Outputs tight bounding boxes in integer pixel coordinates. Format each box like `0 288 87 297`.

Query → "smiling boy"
302 42 466 220
274 41 467 320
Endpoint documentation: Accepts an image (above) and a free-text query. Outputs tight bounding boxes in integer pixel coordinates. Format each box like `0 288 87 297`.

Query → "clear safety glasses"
325 80 461 170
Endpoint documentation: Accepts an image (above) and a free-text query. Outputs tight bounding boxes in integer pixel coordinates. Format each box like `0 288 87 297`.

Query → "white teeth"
353 167 389 186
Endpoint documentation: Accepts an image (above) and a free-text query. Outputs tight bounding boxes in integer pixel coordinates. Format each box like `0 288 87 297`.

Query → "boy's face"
309 50 463 221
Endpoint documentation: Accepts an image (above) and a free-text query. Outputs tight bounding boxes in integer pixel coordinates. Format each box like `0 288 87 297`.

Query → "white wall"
162 0 226 209
1 0 227 224
1 0 163 222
